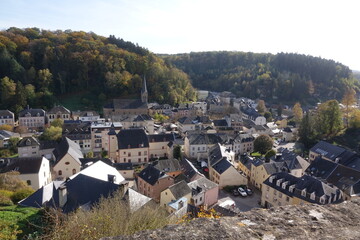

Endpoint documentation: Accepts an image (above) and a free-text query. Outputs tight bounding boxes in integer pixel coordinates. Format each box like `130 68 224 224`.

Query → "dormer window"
269 176 275 183
319 196 325 204
301 189 307 197
310 192 316 200
289 185 295 193
282 181 288 189
276 179 284 187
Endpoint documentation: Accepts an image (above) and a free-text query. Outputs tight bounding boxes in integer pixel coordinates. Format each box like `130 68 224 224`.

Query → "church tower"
141 76 148 103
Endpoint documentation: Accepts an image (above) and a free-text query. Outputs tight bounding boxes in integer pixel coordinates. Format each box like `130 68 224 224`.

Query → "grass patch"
250 152 262 157
0 205 43 239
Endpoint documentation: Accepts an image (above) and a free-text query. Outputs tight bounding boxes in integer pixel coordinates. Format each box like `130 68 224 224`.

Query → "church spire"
141 75 148 103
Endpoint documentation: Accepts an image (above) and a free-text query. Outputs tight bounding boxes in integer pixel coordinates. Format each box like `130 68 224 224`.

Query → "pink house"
187 176 218 208
137 165 174 202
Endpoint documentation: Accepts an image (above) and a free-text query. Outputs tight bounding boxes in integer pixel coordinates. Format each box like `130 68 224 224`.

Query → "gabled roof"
17 137 40 147
113 162 133 171
110 98 148 110
138 165 168 186
153 159 181 173
48 105 71 114
263 162 283 175
0 157 46 174
213 119 228 127
180 158 203 182
306 157 338 180
0 130 14 139
80 158 113 168
133 114 153 122
125 188 152 212
116 129 149 149
310 141 346 161
19 108 45 117
241 106 261 118
0 110 14 118
273 149 309 171
325 164 360 196
53 137 83 164
187 133 224 145
168 180 192 199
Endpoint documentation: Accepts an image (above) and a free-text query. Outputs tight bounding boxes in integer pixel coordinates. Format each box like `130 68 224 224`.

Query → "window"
286 196 290 202
65 162 70 165
128 153 131 157
124 158 126 162
200 197 202 201
72 169 76 174
27 180 31 185
58 170 62 176
138 158 141 162
144 157 147 162
138 152 141 156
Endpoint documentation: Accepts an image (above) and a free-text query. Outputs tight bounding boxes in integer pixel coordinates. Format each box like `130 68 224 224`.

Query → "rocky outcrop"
102 199 360 240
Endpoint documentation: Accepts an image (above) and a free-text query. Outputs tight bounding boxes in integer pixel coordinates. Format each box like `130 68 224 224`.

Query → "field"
0 205 43 239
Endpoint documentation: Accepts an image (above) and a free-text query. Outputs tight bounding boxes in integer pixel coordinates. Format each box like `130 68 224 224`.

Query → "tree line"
161 51 359 104
0 28 196 113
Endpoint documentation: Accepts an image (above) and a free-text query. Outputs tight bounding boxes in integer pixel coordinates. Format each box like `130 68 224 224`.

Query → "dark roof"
18 181 62 208
138 165 168 186
109 99 148 110
0 157 44 174
62 174 121 213
39 140 58 150
113 162 133 171
48 105 71 114
187 133 224 145
117 129 149 149
209 144 227 166
325 165 360 195
252 158 264 167
17 137 40 147
178 116 194 124
310 141 346 161
306 157 338 180
148 133 175 143
168 180 191 199
0 130 14 139
283 127 292 133
213 119 228 127
212 158 232 174
263 172 342 205
18 108 45 117
0 110 14 118
263 162 283 175
53 137 83 163
153 159 181 173
272 149 309 171
239 156 253 170
108 123 117 136
133 114 152 122
241 107 261 118
180 158 203 182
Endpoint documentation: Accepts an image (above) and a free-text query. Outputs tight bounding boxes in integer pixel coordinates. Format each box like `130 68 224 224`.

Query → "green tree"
254 134 273 154
316 100 343 137
0 77 16 106
349 109 360 129
8 137 20 153
265 149 276 162
264 111 272 122
41 126 62 141
298 112 317 148
293 102 303 124
37 69 53 91
256 100 266 114
50 118 64 128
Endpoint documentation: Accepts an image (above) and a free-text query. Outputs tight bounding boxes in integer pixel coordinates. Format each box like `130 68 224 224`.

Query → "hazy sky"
1 0 359 70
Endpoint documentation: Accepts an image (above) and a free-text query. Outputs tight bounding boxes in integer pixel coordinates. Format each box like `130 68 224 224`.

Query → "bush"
0 194 14 206
43 190 173 240
10 188 34 204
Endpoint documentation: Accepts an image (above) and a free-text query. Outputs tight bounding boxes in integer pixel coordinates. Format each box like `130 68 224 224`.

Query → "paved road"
218 188 262 212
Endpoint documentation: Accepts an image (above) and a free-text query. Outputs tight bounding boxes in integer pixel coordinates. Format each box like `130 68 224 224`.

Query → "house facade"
187 176 218 208
47 106 71 123
18 108 46 130
0 110 15 126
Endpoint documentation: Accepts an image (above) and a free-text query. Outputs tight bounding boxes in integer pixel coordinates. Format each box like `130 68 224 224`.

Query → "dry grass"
42 190 174 240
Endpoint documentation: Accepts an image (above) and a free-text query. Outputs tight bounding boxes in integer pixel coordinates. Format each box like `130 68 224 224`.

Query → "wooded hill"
161 52 359 104
0 28 196 113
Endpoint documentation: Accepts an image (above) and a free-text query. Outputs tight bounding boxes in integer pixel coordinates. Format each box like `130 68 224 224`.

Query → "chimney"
58 185 67 208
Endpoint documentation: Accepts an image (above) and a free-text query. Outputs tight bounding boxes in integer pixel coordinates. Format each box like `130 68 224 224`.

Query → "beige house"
17 137 56 160
47 106 71 123
184 133 224 159
137 165 174 202
0 157 52 190
148 134 175 160
160 180 192 212
208 144 247 188
250 159 282 191
18 108 46 130
52 137 84 180
113 162 134 180
120 114 154 134
91 122 122 155
0 110 15 126
261 172 343 208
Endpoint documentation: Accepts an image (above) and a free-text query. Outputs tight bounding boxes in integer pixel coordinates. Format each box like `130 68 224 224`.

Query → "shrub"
0 194 14 206
42 190 173 240
0 219 21 240
10 188 34 204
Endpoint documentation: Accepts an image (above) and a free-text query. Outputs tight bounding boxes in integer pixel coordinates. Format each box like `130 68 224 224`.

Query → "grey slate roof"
180 158 203 182
306 157 338 180
48 105 71 114
310 141 346 161
188 133 223 145
263 172 342 205
116 129 149 149
138 165 168 186
213 119 228 127
168 180 192 199
148 133 175 143
17 137 40 147
53 137 83 163
212 158 232 174
187 176 218 193
0 110 14 118
0 157 44 174
18 108 45 117
153 159 181 173
113 162 133 171
263 162 283 175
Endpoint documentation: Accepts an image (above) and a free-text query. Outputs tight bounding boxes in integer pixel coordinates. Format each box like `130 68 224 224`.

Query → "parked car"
238 187 247 197
232 189 240 196
245 187 253 196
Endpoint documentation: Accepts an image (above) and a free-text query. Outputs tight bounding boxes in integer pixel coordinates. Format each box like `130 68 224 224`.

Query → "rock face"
102 199 360 240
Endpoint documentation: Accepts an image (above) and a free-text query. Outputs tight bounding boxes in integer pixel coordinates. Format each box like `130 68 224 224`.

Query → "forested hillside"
162 52 359 104
0 28 196 113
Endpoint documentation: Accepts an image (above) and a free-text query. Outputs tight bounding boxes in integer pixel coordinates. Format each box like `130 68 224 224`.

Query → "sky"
1 0 359 70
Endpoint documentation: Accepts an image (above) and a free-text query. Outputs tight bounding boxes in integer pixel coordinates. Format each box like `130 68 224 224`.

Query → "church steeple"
141 76 148 103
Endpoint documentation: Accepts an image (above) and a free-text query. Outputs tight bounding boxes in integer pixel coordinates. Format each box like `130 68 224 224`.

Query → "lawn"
250 152 262 157
0 205 43 239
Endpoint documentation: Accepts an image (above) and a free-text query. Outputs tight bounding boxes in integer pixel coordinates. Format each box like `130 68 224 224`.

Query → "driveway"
217 187 262 212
